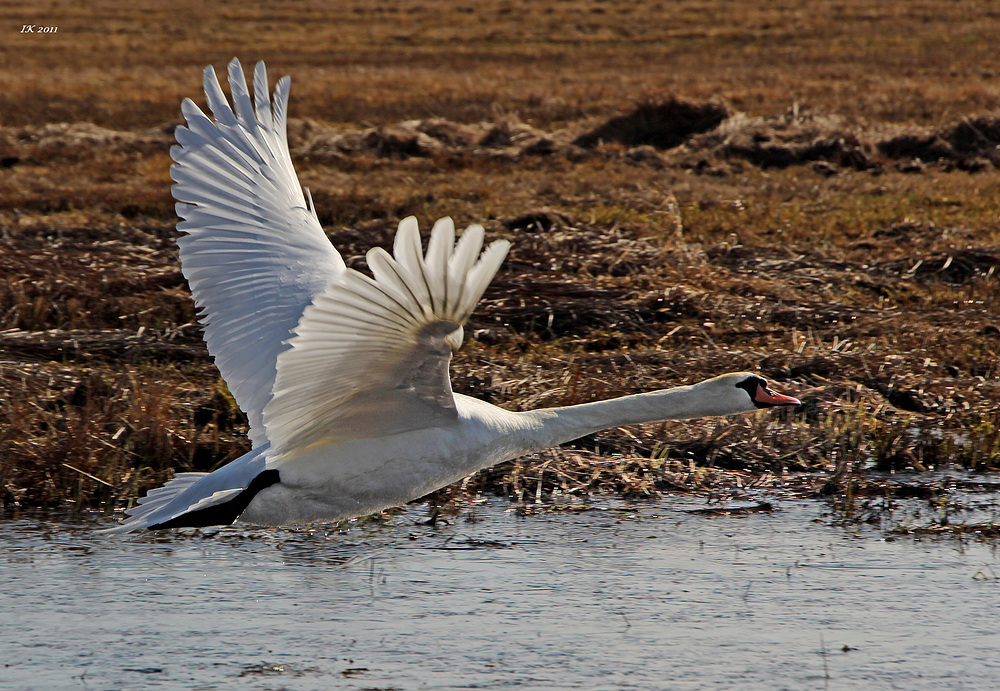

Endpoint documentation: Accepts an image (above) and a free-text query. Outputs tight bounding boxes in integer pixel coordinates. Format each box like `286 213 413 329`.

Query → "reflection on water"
3 499 1000 690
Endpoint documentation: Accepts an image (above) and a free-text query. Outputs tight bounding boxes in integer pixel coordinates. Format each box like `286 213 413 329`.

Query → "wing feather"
425 217 454 312
171 58 343 448
172 58 509 459
252 62 273 131
392 217 435 317
264 217 509 457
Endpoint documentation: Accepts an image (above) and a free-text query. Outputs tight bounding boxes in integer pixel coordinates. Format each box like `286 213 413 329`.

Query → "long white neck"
504 379 752 454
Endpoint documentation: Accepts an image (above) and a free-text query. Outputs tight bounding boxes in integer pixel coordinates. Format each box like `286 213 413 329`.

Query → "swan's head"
702 372 801 413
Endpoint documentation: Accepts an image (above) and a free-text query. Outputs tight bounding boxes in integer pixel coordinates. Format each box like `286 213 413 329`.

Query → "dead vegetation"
2 187 996 516
0 0 999 528
5 0 1000 131
10 101 1000 185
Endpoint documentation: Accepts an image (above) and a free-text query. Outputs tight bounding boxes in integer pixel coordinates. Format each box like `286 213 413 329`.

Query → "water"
3 498 1000 690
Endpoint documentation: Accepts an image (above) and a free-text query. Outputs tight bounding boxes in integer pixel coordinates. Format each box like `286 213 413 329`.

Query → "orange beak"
754 383 801 407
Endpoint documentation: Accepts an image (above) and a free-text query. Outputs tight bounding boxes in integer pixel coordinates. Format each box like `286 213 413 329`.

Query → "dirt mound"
878 131 955 162
8 107 1000 177
360 125 444 158
877 115 1000 171
293 119 449 160
687 110 876 171
676 108 1000 173
0 123 172 162
946 115 1000 156
573 98 730 150
293 116 566 162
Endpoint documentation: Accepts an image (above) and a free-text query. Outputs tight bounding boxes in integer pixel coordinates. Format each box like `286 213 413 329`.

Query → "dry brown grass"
4 0 1000 130
1 0 998 522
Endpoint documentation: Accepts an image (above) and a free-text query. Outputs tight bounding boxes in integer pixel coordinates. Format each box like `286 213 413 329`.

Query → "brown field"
1 0 999 529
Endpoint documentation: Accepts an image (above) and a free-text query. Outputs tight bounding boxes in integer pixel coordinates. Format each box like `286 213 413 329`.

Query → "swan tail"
100 446 272 534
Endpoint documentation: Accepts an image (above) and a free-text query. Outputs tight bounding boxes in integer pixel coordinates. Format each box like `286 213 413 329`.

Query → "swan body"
103 59 799 534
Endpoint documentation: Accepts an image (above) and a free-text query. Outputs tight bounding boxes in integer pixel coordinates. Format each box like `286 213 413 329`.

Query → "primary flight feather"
103 59 799 534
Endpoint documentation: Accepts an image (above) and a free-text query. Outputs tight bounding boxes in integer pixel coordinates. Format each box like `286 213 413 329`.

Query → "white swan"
103 59 799 534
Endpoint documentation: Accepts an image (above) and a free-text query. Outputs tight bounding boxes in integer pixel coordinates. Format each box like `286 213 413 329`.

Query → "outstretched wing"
263 216 509 457
171 59 344 448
